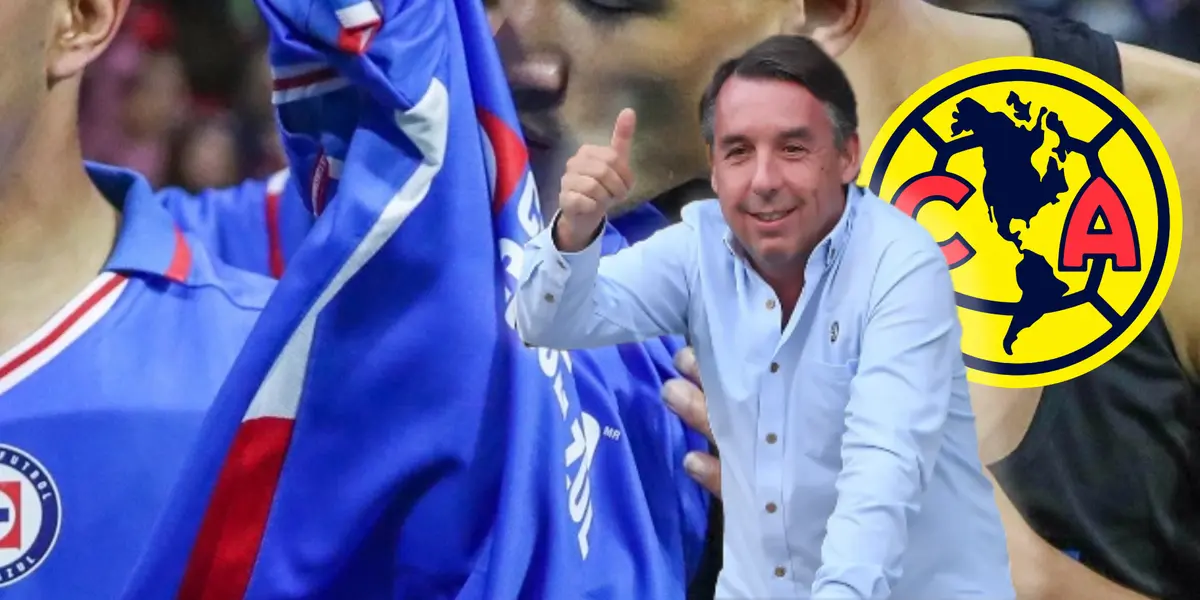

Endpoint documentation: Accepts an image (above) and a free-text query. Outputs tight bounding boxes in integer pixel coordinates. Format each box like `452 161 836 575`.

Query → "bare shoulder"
1117 42 1200 381
971 383 1043 465
1118 42 1200 102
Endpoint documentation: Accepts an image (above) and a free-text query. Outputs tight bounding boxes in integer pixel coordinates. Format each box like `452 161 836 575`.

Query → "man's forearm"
813 450 922 598
986 471 1149 600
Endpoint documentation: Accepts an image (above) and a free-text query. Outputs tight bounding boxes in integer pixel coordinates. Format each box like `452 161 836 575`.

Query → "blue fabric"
125 0 709 598
0 165 271 599
125 0 580 597
164 174 711 598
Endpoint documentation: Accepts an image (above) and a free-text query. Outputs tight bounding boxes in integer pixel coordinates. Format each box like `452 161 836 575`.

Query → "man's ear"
47 0 130 82
839 132 861 185
780 0 866 58
708 147 719 195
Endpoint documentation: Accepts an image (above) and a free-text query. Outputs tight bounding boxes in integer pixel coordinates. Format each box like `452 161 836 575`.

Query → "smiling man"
516 35 1012 599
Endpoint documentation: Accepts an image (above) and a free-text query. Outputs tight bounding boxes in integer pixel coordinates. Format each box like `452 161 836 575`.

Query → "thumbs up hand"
554 108 637 252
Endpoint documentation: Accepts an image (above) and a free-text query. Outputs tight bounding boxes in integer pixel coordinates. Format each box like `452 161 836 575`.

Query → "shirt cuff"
520 211 606 305
812 563 888 599
539 209 606 272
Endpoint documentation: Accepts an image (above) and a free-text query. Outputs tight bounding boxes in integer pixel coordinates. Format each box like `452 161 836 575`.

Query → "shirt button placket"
758 351 790 595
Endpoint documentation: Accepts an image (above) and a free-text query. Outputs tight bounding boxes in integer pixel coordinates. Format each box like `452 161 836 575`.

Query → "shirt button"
765 433 778 444
765 298 776 310
765 502 777 514
774 566 787 578
543 293 555 303
770 362 780 373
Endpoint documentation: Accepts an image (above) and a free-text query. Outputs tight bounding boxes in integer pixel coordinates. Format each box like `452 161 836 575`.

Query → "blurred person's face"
240 46 274 120
124 52 187 138
180 122 238 191
256 127 286 174
495 0 784 209
710 76 859 275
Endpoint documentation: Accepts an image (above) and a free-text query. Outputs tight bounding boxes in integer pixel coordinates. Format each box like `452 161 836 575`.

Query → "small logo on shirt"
830 321 839 343
602 425 622 441
0 445 61 587
861 57 1181 388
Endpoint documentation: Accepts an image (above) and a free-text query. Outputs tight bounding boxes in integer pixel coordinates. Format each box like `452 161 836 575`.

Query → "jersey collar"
91 162 192 283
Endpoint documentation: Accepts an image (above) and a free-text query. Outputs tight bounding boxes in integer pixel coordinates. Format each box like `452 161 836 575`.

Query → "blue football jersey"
0 164 274 599
166 172 711 600
155 42 709 600
141 0 711 597
163 170 312 280
126 1 585 597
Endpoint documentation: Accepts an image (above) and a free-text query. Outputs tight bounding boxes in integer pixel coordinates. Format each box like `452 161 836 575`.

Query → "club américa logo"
0 444 61 587
860 57 1182 388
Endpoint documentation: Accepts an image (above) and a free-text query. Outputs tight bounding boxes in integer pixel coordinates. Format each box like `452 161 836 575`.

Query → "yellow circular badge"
859 57 1182 388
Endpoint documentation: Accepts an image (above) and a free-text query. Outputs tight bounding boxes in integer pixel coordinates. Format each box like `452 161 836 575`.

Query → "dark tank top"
986 12 1200 599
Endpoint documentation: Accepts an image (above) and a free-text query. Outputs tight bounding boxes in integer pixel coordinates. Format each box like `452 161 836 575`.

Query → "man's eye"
589 0 637 9
571 0 652 20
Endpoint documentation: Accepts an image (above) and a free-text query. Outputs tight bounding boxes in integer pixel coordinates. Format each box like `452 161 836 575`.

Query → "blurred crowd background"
81 0 1200 194
80 0 282 193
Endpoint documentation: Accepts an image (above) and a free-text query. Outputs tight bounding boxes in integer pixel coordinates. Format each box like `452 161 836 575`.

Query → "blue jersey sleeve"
161 171 313 279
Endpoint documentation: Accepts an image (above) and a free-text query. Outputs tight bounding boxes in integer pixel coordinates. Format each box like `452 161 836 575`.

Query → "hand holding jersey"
661 347 720 498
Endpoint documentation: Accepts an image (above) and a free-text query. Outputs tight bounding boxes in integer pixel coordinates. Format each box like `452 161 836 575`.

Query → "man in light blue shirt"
516 35 1013 599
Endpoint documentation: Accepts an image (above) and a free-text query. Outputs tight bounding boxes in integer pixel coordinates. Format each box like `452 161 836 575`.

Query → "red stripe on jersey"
477 108 529 215
0 275 127 381
336 22 381 55
164 227 193 283
265 190 286 279
178 416 296 600
273 68 339 92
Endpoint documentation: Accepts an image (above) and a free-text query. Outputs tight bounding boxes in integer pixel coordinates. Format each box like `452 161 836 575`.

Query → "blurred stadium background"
84 0 1198 195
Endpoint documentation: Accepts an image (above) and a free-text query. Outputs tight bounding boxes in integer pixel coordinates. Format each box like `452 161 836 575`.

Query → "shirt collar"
92 162 192 283
723 184 860 271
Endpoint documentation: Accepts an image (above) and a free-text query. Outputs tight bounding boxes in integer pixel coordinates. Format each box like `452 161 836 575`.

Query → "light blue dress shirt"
517 185 1014 599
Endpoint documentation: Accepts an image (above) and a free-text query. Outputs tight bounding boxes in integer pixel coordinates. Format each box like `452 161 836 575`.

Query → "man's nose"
751 155 783 200
495 22 569 112
510 52 568 112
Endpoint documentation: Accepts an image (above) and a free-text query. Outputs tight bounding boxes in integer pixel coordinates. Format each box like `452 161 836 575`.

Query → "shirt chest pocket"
796 358 858 462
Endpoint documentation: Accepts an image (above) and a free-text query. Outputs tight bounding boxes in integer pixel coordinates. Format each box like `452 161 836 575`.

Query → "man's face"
124 53 189 138
496 0 784 208
710 76 859 273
